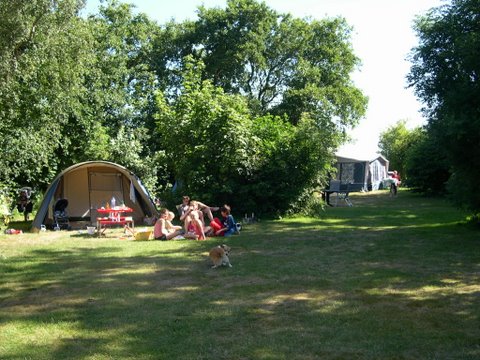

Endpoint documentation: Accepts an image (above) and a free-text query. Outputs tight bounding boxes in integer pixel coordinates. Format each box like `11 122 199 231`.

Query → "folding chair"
329 180 352 207
342 184 353 207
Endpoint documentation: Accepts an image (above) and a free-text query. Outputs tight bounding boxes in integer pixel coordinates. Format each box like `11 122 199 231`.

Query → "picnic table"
96 206 134 236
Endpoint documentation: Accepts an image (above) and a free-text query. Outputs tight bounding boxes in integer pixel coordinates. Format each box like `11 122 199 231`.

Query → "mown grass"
0 189 479 359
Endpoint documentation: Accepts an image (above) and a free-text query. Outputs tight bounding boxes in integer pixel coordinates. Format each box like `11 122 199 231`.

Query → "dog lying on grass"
209 244 232 269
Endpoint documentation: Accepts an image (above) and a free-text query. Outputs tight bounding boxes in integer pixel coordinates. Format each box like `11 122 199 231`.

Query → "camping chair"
327 180 352 207
342 184 353 207
53 198 70 230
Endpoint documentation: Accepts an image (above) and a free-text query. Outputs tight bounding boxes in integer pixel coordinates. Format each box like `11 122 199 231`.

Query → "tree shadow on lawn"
1 240 478 359
1 193 479 359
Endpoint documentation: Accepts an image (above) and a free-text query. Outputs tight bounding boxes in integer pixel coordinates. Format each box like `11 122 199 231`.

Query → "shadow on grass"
2 220 32 232
0 190 479 359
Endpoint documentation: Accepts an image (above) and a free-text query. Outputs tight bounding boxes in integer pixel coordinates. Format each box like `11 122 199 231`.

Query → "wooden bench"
97 216 135 236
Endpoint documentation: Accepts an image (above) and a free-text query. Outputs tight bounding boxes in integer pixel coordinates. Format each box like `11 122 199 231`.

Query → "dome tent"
32 161 159 231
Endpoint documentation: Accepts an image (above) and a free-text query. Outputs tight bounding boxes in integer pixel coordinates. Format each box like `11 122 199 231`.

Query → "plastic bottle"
111 196 116 209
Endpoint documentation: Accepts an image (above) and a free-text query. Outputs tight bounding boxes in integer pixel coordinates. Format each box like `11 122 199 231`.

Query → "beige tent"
32 161 159 230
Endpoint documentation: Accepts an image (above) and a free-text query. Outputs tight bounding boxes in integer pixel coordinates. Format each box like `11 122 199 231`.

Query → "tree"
0 0 162 194
155 57 335 214
0 0 366 215
155 57 257 208
378 120 416 179
151 0 366 136
83 0 162 189
243 112 335 215
149 0 366 214
404 128 450 194
408 0 480 211
0 0 91 189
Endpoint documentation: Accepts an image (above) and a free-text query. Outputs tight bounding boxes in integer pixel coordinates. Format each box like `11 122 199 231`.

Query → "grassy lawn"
1 189 479 359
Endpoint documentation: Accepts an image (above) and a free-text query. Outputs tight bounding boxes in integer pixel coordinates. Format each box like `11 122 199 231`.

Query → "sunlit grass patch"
0 190 479 359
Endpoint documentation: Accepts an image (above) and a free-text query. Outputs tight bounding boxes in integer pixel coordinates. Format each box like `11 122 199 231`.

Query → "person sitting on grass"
154 208 183 241
187 201 212 240
165 211 182 233
177 195 218 223
210 204 238 237
178 196 204 236
166 211 197 240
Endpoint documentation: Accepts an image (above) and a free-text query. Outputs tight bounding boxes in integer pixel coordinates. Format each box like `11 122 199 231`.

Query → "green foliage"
1 0 366 216
404 128 450 194
150 0 365 214
108 126 165 192
0 0 161 194
0 0 88 188
0 0 110 186
291 194 326 218
151 0 366 130
242 113 334 215
155 57 257 207
236 114 296 213
408 0 480 212
381 121 451 195
74 1 161 192
155 57 334 214
378 120 418 179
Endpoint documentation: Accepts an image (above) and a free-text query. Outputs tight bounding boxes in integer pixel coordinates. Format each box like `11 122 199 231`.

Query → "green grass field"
1 189 479 359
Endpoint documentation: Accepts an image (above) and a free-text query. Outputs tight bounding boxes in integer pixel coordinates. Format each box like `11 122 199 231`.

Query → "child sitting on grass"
164 210 198 240
154 209 184 240
210 205 238 237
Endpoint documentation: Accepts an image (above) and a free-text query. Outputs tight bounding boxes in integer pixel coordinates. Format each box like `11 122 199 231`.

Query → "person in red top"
390 170 401 196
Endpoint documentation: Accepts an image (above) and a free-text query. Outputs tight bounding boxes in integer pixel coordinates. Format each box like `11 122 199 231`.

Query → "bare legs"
184 210 209 240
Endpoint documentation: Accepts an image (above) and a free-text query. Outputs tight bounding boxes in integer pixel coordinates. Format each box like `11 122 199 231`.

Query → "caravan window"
339 162 365 184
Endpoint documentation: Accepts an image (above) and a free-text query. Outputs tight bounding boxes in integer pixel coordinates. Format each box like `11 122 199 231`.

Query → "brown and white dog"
209 244 232 268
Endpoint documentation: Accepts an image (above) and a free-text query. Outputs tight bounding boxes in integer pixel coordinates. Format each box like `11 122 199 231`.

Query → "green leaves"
408 0 480 211
378 120 414 178
155 57 255 203
0 0 161 193
151 0 366 130
154 57 336 214
1 0 366 215
0 0 88 188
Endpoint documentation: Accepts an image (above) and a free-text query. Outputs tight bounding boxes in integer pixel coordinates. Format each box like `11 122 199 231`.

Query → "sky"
83 0 446 159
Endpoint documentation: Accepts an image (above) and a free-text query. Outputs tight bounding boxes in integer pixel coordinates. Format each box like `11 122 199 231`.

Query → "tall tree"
151 0 366 143
408 0 480 211
84 0 161 189
155 57 257 207
378 120 416 179
0 0 162 193
149 0 366 212
404 128 450 194
0 0 90 188
155 56 335 214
